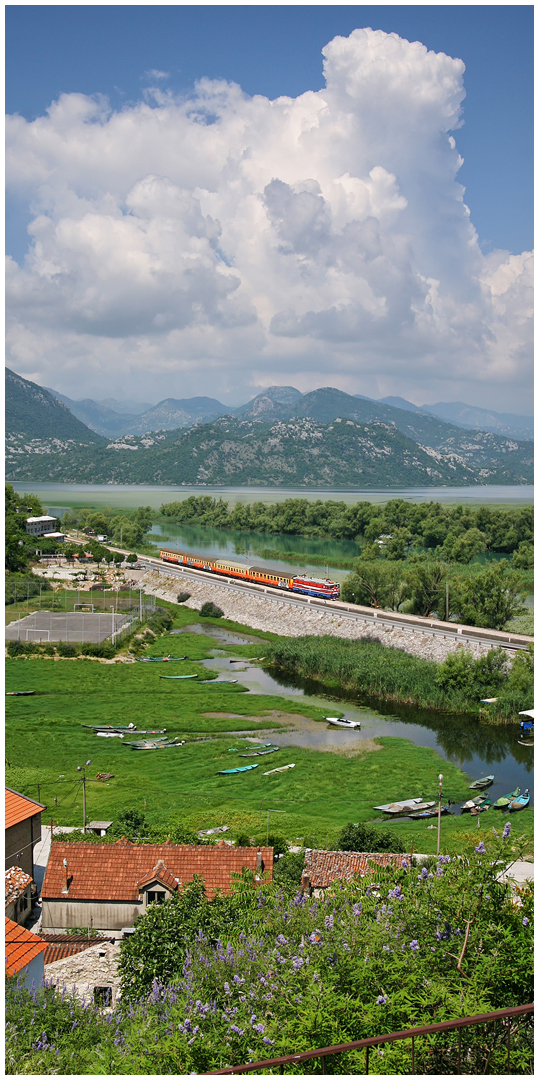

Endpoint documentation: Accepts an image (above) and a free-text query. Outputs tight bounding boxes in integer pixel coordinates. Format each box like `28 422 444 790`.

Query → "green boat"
469 775 494 790
470 798 492 815
126 738 181 750
203 680 239 686
136 656 186 662
218 763 259 775
493 787 520 809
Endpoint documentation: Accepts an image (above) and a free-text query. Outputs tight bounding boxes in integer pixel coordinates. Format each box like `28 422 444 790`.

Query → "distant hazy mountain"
46 389 228 437
96 397 154 415
234 385 303 419
6 368 104 448
377 395 420 413
421 401 534 442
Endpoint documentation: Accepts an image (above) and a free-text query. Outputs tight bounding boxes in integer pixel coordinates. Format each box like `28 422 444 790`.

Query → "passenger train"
158 548 340 600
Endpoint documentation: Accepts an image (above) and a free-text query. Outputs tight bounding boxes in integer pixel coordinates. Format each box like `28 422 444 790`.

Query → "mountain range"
5 368 533 488
44 383 533 443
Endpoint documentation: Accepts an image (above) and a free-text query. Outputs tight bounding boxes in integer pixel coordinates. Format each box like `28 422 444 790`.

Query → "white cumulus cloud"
5 27 533 410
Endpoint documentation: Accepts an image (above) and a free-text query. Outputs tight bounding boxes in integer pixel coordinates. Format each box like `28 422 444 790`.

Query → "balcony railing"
206 1003 534 1075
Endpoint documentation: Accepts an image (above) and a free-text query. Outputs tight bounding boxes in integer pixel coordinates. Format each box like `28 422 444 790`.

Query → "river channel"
175 624 534 814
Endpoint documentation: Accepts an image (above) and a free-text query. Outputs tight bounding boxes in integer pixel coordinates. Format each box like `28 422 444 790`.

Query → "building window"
147 890 166 904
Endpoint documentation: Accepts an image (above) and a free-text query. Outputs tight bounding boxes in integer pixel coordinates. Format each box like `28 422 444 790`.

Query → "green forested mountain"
6 368 104 445
5 412 533 487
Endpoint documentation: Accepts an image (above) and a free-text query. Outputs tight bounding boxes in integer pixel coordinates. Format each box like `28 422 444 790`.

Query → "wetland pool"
176 624 534 813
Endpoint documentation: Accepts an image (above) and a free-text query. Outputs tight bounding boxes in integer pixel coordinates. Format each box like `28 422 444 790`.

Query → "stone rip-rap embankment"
138 570 496 664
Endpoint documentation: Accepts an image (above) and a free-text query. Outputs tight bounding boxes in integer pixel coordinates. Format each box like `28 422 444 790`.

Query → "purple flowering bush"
6 833 533 1075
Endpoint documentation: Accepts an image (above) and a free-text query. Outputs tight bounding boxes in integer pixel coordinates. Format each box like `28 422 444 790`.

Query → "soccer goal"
26 629 50 641
73 604 95 612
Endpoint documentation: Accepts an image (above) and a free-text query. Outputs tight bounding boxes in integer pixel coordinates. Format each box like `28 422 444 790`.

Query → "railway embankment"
138 568 499 664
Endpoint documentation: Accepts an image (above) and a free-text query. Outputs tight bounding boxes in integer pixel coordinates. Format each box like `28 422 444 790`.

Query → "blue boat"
509 789 530 812
218 763 259 776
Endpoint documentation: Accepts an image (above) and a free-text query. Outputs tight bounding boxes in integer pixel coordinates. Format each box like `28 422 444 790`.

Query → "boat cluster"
374 777 530 819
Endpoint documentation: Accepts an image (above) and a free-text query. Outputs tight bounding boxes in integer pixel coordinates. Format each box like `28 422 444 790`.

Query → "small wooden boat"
263 763 295 775
6 690 36 696
218 763 259 775
97 731 124 738
518 740 534 747
240 747 280 758
509 789 530 812
493 787 520 809
326 717 361 729
461 795 488 812
83 723 137 732
137 656 186 663
469 775 494 790
470 799 491 815
159 674 198 680
230 657 264 663
409 805 450 820
374 798 426 814
203 680 239 686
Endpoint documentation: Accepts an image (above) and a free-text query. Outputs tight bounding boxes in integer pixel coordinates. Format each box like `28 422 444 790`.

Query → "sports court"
5 610 130 644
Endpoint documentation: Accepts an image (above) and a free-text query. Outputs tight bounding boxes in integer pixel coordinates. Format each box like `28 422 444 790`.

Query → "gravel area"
139 570 498 663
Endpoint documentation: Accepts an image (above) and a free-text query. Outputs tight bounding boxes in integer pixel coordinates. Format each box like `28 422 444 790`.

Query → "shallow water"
189 625 534 813
12 480 533 511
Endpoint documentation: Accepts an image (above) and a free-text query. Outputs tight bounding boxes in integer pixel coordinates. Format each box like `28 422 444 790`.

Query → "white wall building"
25 516 58 537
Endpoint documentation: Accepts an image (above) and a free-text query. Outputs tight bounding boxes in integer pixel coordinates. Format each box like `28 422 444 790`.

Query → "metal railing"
206 1003 533 1075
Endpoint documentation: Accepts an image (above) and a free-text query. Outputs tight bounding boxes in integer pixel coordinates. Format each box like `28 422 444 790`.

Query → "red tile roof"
5 788 45 830
43 938 113 965
5 867 33 907
42 841 273 902
5 917 47 976
304 849 409 887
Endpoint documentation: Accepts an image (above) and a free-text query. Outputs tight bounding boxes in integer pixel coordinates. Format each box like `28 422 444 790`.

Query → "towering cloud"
5 28 533 408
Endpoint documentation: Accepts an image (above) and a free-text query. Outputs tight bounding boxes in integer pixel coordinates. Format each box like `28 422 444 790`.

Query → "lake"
11 481 534 512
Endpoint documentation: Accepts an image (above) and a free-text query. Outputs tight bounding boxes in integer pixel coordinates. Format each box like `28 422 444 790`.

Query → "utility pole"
261 808 286 845
437 773 443 856
77 760 91 832
446 581 449 621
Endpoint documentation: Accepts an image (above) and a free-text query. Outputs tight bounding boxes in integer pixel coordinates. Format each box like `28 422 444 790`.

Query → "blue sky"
6 5 533 259
5 6 533 411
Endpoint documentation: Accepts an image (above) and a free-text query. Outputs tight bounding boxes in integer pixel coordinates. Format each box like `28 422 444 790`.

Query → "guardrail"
206 1003 534 1075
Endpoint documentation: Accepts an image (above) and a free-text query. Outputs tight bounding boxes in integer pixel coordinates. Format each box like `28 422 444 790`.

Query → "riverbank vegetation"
267 636 534 721
6 828 533 1075
159 495 533 561
341 555 529 630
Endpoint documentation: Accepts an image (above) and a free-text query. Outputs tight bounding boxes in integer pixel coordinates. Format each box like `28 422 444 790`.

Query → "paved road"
137 556 532 653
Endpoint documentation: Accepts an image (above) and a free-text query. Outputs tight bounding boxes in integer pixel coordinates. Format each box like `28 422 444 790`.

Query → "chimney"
62 858 69 894
301 872 312 896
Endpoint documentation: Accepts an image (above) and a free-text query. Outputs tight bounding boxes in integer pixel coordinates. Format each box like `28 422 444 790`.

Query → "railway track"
135 554 533 653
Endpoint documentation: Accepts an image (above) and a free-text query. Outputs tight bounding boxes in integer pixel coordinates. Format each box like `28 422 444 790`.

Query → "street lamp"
76 760 92 832
437 774 443 856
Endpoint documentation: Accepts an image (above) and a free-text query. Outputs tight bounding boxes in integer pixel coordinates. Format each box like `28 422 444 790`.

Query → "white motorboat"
325 717 361 729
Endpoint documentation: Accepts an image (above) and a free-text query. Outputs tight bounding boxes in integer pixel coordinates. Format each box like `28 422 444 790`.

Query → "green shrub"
82 642 116 659
7 640 27 657
56 642 77 658
273 850 306 886
177 591 191 604
42 643 55 656
200 601 224 618
338 821 406 854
